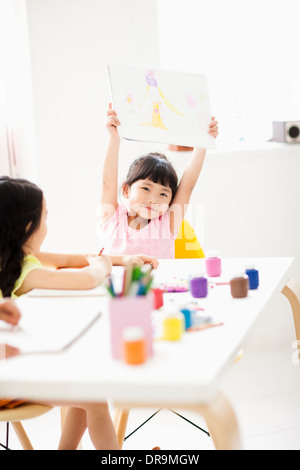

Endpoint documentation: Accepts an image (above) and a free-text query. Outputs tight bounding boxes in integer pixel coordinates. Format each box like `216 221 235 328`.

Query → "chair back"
175 219 205 259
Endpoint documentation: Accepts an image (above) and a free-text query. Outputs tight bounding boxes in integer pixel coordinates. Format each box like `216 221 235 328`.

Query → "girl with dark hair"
0 176 157 448
99 103 218 258
0 176 157 299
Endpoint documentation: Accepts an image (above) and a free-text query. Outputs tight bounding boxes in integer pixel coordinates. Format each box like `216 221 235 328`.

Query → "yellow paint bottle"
162 310 184 341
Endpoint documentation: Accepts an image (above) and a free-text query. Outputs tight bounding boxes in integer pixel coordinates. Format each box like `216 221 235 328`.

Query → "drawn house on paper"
107 64 216 149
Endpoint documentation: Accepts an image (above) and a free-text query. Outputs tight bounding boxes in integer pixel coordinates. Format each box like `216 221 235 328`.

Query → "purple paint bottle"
190 274 208 298
205 251 222 277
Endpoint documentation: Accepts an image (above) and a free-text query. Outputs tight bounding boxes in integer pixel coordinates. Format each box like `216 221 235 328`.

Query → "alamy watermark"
95 202 205 247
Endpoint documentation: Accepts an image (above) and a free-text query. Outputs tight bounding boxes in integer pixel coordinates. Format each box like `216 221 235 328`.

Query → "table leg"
193 392 242 450
114 392 241 450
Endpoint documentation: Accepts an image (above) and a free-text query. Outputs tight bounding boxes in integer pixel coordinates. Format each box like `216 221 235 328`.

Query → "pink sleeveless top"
100 204 176 259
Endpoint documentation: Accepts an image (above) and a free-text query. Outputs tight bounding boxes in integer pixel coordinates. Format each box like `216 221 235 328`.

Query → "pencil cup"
108 295 154 360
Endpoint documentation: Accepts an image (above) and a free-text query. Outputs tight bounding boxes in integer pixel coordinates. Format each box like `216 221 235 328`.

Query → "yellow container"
162 312 184 341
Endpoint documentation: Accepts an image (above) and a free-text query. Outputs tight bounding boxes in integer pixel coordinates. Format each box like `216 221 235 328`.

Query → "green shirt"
0 254 42 299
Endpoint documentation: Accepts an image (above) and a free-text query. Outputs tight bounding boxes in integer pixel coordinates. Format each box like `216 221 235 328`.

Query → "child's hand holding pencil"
123 254 159 269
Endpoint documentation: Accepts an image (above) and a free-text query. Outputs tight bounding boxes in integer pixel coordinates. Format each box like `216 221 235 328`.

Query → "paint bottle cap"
191 272 206 279
122 326 145 342
206 250 219 258
232 272 248 279
245 264 256 270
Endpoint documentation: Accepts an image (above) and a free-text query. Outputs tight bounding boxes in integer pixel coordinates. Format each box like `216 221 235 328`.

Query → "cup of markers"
106 263 154 365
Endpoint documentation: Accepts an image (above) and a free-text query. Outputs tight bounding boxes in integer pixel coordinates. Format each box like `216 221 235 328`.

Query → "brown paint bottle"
230 273 249 298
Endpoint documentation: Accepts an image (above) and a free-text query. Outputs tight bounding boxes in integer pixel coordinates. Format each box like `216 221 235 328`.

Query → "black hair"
0 176 43 297
122 153 178 202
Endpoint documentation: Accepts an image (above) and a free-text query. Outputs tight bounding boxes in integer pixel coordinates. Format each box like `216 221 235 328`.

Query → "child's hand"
124 254 159 269
86 254 112 273
0 299 21 325
208 117 218 139
106 103 120 140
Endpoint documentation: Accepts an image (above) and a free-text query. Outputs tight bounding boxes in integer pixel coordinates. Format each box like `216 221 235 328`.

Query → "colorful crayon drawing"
138 70 184 130
107 64 216 149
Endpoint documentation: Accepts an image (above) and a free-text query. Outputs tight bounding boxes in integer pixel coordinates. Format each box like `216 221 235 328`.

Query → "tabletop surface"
0 257 294 406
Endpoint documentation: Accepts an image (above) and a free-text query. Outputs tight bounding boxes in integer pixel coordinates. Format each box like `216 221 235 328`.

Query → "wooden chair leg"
12 422 34 450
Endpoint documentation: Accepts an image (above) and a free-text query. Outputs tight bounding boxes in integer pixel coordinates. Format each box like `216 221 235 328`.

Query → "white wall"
26 0 160 253
0 0 36 179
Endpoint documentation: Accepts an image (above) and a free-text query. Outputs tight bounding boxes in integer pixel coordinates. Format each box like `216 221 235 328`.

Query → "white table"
0 258 294 450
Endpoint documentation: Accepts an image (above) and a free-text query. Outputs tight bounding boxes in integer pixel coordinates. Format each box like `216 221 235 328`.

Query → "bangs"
139 158 175 188
124 153 178 200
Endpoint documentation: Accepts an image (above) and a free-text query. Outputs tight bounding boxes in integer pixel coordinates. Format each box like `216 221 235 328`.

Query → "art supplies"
152 288 164 309
160 278 189 293
245 265 259 289
108 295 153 359
205 251 222 277
0 297 102 355
105 264 154 298
189 274 208 298
162 311 184 341
107 264 155 360
122 326 147 365
187 322 224 332
180 308 192 330
230 273 249 298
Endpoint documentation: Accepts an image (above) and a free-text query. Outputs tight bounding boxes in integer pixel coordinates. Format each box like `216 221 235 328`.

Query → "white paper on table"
107 63 216 149
0 297 102 354
27 285 107 298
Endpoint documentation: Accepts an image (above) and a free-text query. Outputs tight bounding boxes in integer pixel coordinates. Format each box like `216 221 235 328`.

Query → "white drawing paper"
107 63 216 149
0 297 101 354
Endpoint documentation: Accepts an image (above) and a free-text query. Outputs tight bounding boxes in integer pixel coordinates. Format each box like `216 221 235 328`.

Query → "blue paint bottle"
180 308 193 329
245 265 259 290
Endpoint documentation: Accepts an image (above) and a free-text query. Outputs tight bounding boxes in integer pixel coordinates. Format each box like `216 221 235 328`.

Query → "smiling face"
123 178 172 220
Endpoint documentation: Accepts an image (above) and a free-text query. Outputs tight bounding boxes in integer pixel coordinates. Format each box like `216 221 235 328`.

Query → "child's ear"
122 184 129 199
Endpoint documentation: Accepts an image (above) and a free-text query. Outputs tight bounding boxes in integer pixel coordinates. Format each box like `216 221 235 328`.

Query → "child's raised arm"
100 103 121 224
169 117 218 236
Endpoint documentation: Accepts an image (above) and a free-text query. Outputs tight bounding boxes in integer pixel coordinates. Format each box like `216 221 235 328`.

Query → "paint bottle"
162 307 184 341
180 308 193 330
205 251 222 277
189 274 208 298
122 326 146 365
230 273 249 298
245 265 259 290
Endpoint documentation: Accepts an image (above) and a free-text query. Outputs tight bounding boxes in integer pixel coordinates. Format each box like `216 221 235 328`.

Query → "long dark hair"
123 153 178 202
0 176 43 297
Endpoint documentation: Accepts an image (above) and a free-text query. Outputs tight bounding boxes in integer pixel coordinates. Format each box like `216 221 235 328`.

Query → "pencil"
187 322 224 332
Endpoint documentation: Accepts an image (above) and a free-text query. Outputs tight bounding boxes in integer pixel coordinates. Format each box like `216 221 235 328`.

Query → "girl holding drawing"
99 103 218 258
0 175 157 449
